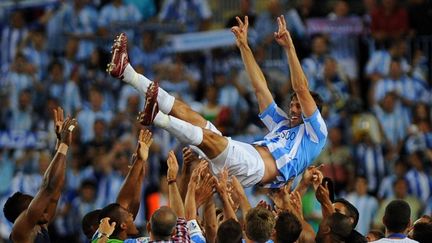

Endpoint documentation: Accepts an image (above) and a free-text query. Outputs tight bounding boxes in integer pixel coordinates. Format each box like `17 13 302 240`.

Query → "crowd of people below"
0 0 431 242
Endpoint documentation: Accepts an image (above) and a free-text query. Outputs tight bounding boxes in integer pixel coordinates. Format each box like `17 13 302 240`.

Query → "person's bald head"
148 206 177 240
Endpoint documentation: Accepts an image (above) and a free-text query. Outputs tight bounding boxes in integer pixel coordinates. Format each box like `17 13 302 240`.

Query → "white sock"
154 112 203 145
123 64 175 114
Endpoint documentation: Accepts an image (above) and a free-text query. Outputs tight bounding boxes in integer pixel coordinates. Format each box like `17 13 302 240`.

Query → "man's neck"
386 230 407 238
150 233 171 241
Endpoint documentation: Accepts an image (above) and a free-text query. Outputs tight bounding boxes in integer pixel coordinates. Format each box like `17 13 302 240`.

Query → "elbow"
293 86 309 93
41 177 56 194
292 80 309 92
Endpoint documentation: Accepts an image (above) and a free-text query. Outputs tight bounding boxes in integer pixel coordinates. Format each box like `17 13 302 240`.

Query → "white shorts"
209 138 265 187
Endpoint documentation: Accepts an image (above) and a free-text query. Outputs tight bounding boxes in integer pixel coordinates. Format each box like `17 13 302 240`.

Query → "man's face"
289 96 303 127
333 202 355 227
355 178 368 195
394 180 408 199
316 218 333 243
312 37 327 56
333 203 347 215
121 207 139 236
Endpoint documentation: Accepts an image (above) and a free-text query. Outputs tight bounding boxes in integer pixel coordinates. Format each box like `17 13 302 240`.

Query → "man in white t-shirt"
371 200 418 243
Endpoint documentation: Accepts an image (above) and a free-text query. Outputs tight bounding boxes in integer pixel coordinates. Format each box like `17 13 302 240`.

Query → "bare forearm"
219 192 237 221
116 157 145 217
239 194 251 211
239 45 273 111
284 47 309 92
321 201 334 218
204 199 217 243
299 221 316 243
294 181 309 196
185 183 197 220
169 182 185 218
43 143 68 193
179 167 193 200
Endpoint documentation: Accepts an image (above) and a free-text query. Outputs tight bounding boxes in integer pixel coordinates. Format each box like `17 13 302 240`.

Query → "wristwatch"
97 232 109 239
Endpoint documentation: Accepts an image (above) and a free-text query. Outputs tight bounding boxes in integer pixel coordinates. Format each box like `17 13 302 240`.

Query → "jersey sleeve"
302 109 327 143
258 102 289 132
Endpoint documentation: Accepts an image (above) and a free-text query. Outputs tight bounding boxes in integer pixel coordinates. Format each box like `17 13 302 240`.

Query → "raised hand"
274 15 293 49
98 217 116 238
302 165 324 190
167 151 179 183
268 178 293 209
182 147 200 167
315 181 331 205
59 117 78 146
216 168 229 194
257 200 272 211
231 16 249 48
289 191 304 220
195 163 217 208
136 129 153 162
53 107 64 139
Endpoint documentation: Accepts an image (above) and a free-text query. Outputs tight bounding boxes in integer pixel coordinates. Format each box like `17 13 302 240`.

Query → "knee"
199 130 228 158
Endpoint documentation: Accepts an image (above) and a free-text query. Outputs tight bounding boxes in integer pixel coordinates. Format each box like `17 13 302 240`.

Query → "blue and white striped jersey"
254 102 328 188
365 50 410 77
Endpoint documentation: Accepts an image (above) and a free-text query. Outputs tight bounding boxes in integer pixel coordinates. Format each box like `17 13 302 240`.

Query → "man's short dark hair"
80 179 98 190
3 192 33 223
289 91 323 112
245 207 275 243
334 198 360 227
216 218 242 243
383 200 411 233
150 206 177 239
82 209 101 240
99 203 123 237
275 211 302 243
412 222 432 243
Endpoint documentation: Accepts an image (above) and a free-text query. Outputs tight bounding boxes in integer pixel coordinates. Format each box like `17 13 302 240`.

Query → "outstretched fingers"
235 16 244 28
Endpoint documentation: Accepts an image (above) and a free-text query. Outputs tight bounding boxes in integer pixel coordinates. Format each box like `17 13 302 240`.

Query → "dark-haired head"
216 218 242 243
82 209 101 240
275 211 302 243
383 200 411 233
3 192 33 224
289 91 323 112
333 198 359 227
288 91 323 128
316 212 353 243
412 222 432 243
99 203 138 239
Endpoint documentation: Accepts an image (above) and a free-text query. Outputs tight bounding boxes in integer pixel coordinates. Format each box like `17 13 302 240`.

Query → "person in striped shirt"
108 15 327 188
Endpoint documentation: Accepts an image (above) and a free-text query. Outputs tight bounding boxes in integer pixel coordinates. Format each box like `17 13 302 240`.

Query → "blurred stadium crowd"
0 0 431 242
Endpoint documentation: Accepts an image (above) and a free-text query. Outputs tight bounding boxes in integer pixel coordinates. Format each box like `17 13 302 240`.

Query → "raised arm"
11 117 77 242
231 176 251 222
275 15 316 117
315 181 334 219
203 198 217 243
179 148 200 200
116 129 153 218
294 165 324 196
46 107 65 222
185 162 204 220
215 170 237 221
289 191 316 243
232 16 274 112
166 151 185 218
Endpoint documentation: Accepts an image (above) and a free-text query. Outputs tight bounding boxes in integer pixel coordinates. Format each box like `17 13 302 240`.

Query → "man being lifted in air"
107 15 327 188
